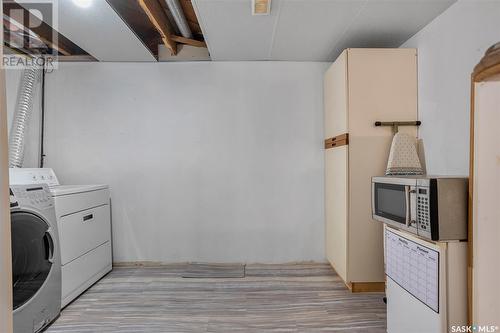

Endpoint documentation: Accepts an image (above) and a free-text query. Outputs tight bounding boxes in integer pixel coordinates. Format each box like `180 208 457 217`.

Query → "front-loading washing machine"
10 184 61 333
9 168 112 308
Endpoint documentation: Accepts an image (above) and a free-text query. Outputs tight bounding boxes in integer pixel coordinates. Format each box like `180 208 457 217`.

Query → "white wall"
402 0 500 175
45 62 328 263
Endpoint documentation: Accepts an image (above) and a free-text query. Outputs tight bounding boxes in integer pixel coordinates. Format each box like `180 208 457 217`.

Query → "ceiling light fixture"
252 0 271 15
72 0 93 9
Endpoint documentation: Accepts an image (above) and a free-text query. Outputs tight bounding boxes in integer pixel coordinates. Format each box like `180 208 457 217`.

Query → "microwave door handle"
405 185 411 226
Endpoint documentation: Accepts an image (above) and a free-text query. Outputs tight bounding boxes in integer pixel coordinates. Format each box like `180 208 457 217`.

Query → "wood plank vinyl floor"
46 263 386 333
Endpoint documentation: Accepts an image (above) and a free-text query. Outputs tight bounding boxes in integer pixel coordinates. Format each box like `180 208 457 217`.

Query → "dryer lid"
49 184 108 196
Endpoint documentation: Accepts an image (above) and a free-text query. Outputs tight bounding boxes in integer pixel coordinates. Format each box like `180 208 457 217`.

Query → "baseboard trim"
326 261 385 293
347 281 385 293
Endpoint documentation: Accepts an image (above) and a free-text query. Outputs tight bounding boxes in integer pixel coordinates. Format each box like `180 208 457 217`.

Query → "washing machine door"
11 211 54 310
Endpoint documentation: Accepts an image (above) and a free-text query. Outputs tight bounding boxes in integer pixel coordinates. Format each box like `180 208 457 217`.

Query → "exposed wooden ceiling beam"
106 0 161 59
171 35 206 48
137 0 177 55
3 44 29 56
37 36 71 56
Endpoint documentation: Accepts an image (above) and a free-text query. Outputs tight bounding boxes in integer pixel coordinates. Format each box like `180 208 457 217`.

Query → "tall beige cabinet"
324 48 418 291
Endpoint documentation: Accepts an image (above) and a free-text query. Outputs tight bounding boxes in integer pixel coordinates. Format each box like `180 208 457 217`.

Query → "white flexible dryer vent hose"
9 67 42 168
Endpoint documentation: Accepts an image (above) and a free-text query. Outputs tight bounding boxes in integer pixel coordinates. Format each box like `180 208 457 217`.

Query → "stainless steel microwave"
371 176 468 241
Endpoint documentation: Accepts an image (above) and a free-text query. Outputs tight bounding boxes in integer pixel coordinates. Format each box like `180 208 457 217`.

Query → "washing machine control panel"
10 184 54 210
9 168 59 186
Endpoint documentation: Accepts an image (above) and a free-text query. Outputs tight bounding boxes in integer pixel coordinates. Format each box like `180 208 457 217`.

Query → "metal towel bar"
374 121 421 134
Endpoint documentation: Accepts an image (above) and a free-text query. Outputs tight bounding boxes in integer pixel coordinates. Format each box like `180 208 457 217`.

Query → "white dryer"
10 168 112 308
10 184 61 333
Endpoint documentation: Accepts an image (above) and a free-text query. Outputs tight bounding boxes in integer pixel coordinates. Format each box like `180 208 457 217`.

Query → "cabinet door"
325 145 348 281
472 79 500 325
347 48 417 137
347 137 388 282
324 50 348 139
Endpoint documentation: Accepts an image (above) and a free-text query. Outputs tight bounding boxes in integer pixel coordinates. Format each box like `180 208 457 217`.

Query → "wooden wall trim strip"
0 52 13 333
468 77 475 326
469 42 500 325
473 43 500 82
324 133 349 149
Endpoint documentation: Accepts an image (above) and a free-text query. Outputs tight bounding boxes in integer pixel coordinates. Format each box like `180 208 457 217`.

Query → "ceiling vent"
252 0 271 15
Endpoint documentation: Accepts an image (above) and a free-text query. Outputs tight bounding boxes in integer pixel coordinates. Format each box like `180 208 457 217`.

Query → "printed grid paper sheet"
385 228 439 312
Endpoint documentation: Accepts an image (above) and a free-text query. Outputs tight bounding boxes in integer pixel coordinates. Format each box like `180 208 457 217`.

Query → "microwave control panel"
416 187 432 239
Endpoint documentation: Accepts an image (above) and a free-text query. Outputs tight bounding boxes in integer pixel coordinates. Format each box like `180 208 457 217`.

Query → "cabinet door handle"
83 214 94 222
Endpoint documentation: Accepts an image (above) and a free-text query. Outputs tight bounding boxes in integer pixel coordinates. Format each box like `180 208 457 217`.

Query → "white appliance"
372 176 468 241
9 168 112 308
10 184 61 333
384 225 467 333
